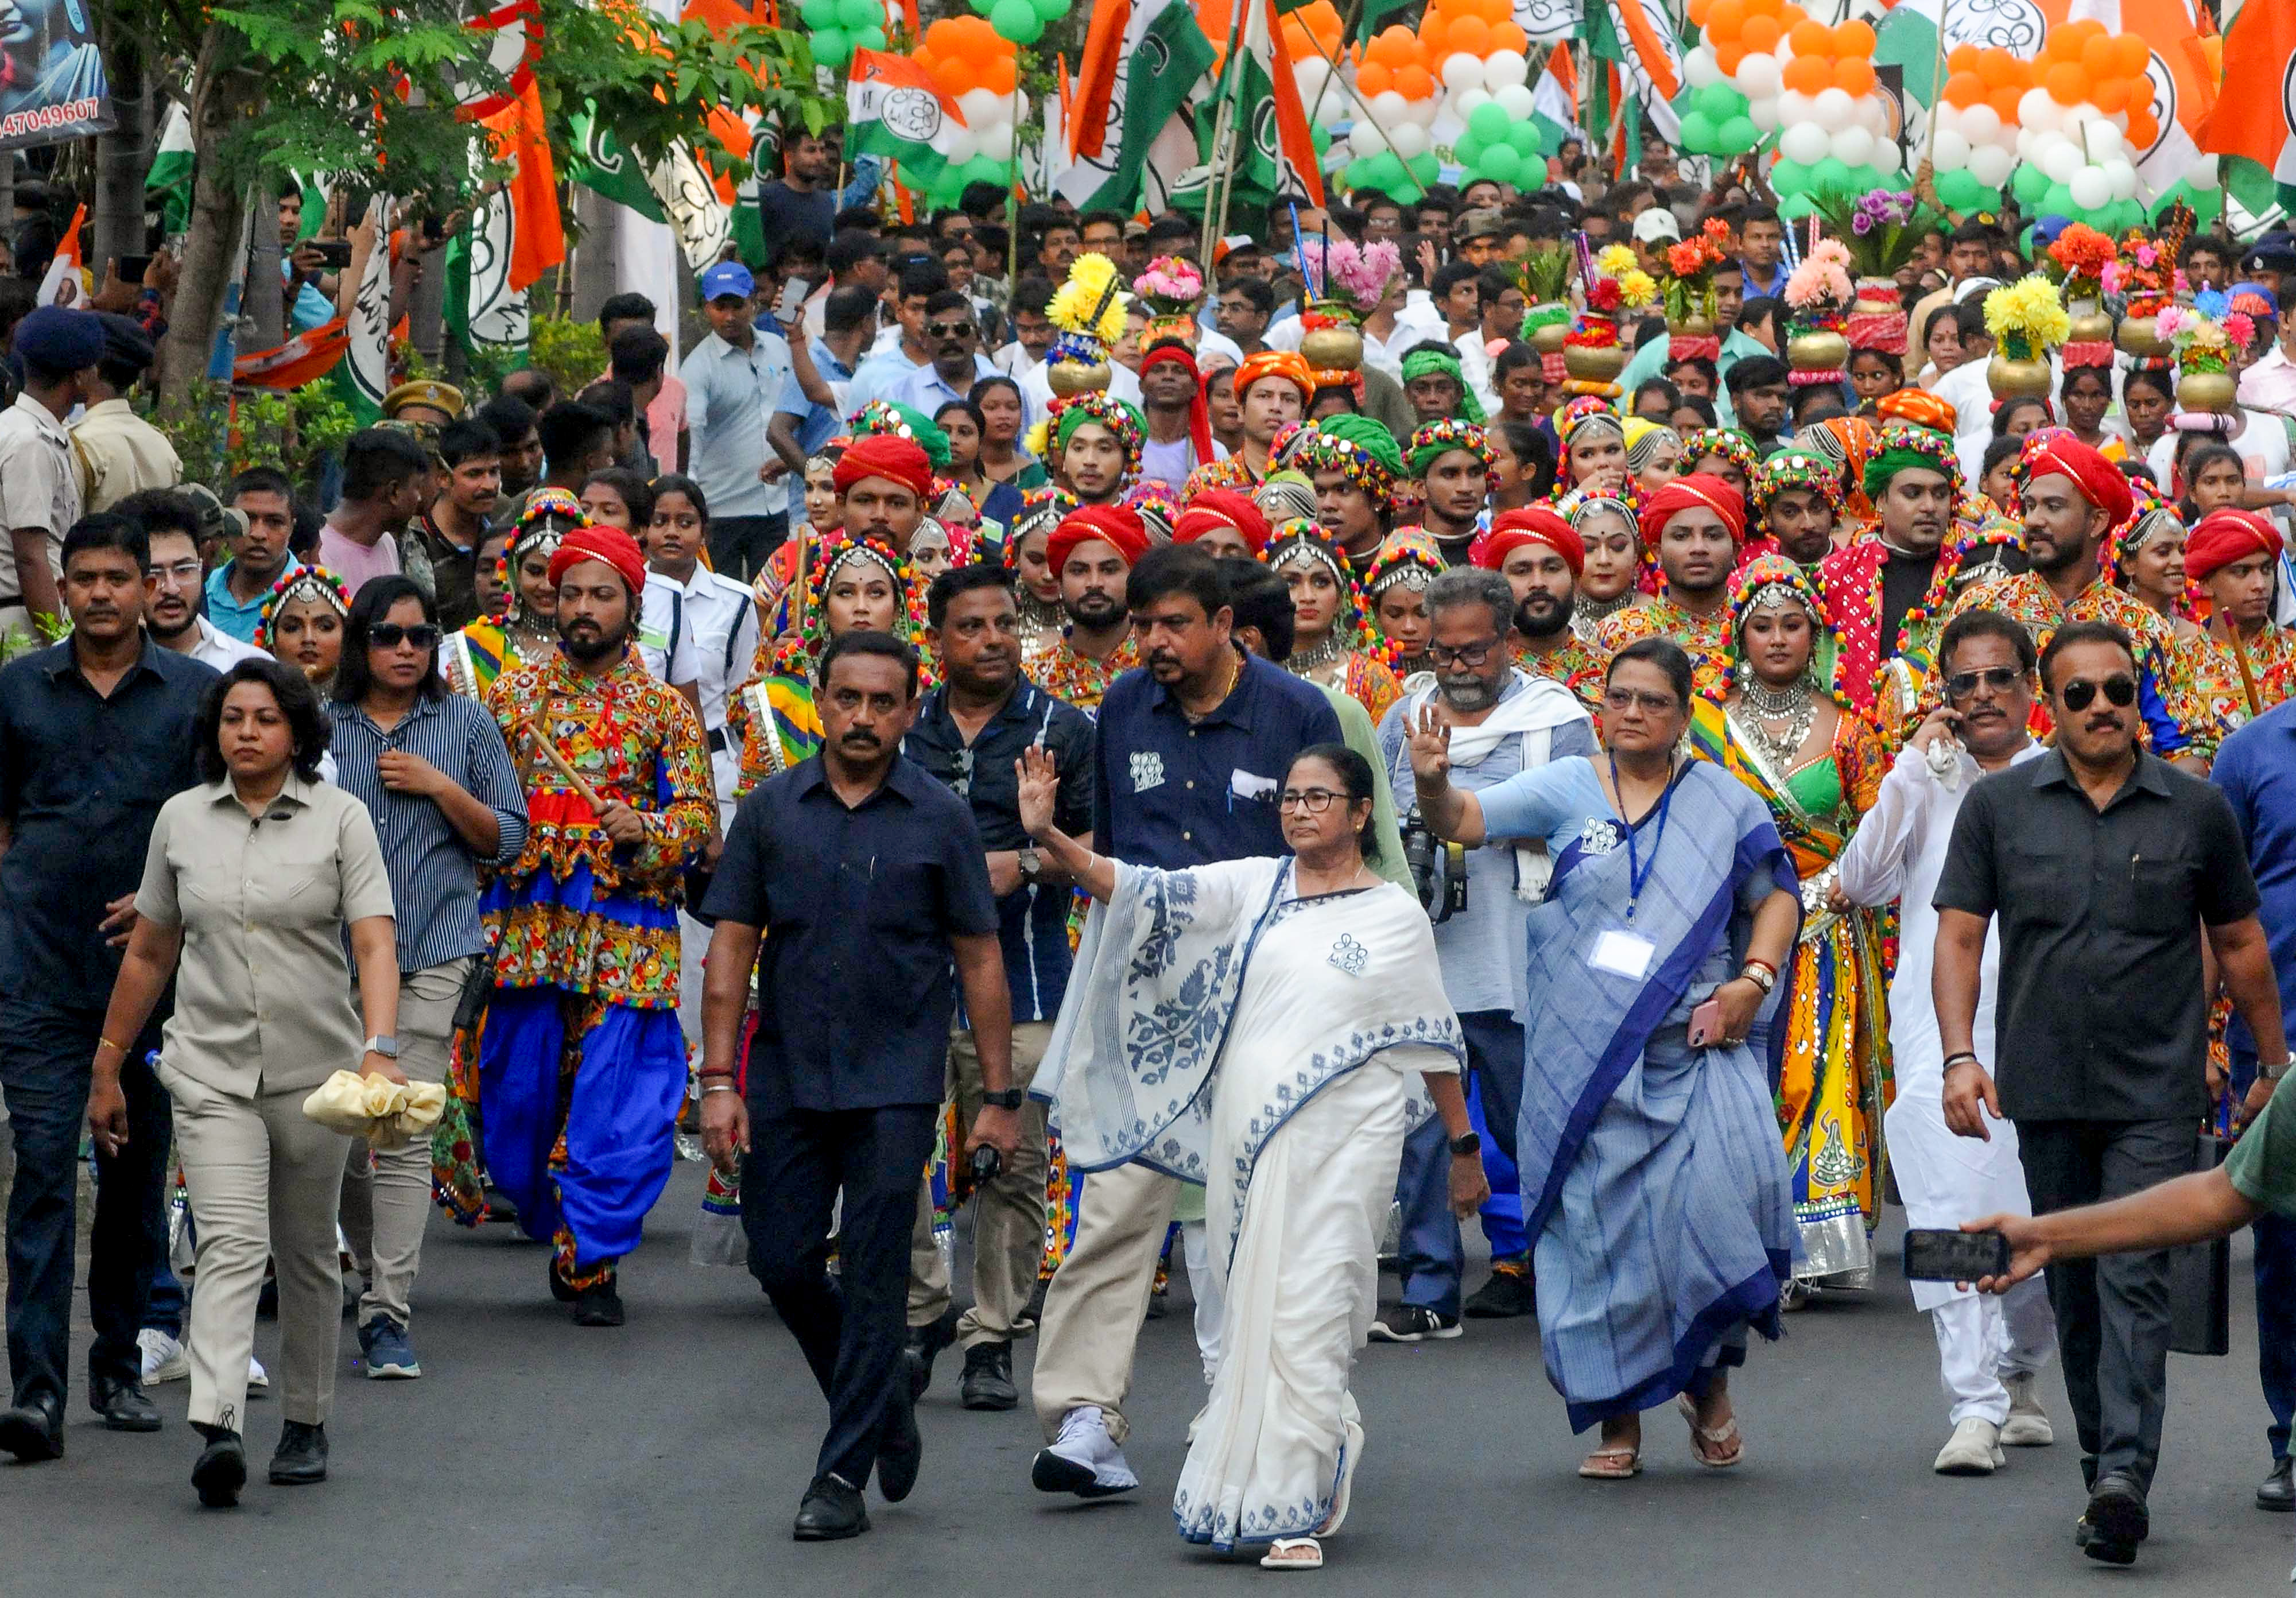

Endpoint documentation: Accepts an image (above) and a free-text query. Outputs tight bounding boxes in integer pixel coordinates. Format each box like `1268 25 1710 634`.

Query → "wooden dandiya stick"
518 715 607 812
2225 622 2263 718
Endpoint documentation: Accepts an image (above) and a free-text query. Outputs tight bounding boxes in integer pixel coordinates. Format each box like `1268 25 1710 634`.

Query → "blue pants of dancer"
1395 1011 1526 1318
476 988 687 1272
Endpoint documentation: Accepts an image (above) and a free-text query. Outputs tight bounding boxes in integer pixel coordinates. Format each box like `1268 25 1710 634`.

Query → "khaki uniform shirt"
0 391 77 607
135 771 395 1097
70 397 183 512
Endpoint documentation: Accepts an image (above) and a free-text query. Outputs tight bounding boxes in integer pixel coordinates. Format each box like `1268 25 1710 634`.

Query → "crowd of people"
4 131 2296 1576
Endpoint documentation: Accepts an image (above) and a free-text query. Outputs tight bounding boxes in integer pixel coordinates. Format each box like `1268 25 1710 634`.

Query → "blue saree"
1512 758 1802 1432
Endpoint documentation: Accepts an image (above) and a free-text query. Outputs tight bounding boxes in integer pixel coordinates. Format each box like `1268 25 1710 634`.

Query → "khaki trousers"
161 1063 348 1430
339 957 470 1331
907 1022 1053 1347
1029 1157 1181 1444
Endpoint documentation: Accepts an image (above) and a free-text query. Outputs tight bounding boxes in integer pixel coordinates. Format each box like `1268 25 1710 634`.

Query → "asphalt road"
9 1162 2292 1598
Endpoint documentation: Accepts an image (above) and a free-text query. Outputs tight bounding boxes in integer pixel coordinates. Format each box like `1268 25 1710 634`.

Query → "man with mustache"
699 627 1018 1541
1595 474 1746 701
1933 619 2285 1567
476 523 716 1329
1472 507 1608 717
1834 609 2057 1479
1026 506 1147 713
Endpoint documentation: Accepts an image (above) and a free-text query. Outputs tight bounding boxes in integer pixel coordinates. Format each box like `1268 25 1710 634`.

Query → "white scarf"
1401 668 1592 901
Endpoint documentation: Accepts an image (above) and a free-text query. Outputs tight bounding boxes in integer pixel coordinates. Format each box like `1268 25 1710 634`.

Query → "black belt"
708 726 729 753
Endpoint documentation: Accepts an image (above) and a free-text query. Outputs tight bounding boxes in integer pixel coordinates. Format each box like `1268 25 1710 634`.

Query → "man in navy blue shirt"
1030 542 1341 1499
901 564 1095 1413
699 630 1019 1542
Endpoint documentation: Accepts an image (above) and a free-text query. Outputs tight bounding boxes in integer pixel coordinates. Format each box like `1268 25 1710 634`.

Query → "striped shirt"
325 691 529 973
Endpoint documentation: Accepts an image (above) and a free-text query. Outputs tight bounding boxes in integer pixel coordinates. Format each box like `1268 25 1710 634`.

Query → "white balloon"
2019 88 2060 132
1967 143 2014 187
1406 94 1440 126
1778 89 1816 127
2014 126 2041 162
1371 90 1409 124
1812 87 1854 133
1389 120 1429 159
1931 127 1971 171
1441 53 1487 92
977 122 1015 163
1871 139 1902 177
2191 154 2220 187
1736 53 1782 99
1452 87 1494 119
2083 121 2124 160
1483 51 1529 88
1683 44 1720 89
1959 103 2002 145
1014 90 1030 123
2068 167 2111 211
1832 125 1875 167
942 127 979 166
1317 89 1347 127
1929 103 1961 139
1494 83 1536 118
1779 121 1830 167
958 88 1002 126
2040 136 2082 185
1349 120 1388 154
2103 157 2138 199
1747 95 1779 132
1862 98 1889 135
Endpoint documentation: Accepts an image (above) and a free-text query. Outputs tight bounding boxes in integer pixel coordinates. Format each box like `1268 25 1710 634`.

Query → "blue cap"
699 262 755 302
2029 215 2072 249
13 305 105 374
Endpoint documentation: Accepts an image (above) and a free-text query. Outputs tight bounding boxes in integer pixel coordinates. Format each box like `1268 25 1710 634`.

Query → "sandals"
1676 1393 1745 1468
1577 1444 1642 1479
1260 1537 1323 1570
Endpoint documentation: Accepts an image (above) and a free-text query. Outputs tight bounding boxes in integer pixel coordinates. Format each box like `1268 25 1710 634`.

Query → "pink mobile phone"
1686 998 1724 1048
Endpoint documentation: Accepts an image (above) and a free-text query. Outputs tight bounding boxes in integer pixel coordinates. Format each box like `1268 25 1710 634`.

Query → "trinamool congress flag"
341 196 395 423
847 49 964 192
1057 0 1217 212
145 102 195 235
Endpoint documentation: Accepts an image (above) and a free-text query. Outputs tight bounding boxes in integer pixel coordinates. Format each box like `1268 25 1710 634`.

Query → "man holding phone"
1932 620 2287 1567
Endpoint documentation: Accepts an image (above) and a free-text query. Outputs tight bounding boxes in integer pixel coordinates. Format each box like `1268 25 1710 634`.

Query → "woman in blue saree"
1409 635 1802 1479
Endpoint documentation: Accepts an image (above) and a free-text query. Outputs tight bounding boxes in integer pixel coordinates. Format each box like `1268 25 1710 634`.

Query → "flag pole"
1289 24 1413 196
1201 2 1251 268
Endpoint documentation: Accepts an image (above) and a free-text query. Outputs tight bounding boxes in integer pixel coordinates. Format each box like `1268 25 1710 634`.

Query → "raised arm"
1016 746 1116 902
1406 703 1487 846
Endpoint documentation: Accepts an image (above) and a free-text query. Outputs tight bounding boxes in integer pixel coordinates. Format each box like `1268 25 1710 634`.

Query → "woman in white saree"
1019 742 1482 1571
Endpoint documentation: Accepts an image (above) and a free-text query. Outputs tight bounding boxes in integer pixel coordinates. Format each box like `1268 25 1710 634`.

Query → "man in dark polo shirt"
901 564 1095 1411
1029 542 1342 1500
1933 620 2286 1568
698 630 1020 1543
0 514 217 1462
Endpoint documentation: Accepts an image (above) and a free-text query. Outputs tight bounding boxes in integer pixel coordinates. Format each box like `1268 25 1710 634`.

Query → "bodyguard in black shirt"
698 629 1018 1543
1933 620 2287 1568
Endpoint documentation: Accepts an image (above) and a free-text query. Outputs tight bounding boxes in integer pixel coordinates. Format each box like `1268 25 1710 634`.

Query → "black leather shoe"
548 1258 577 1304
2260 1455 2294 1512
191 1425 245 1507
876 1380 923 1503
90 1373 161 1433
903 1309 957 1400
572 1279 626 1327
0 1396 64 1462
793 1473 869 1540
484 1184 521 1225
2082 1471 2148 1565
269 1420 327 1485
959 1341 1018 1411
1463 1261 1537 1319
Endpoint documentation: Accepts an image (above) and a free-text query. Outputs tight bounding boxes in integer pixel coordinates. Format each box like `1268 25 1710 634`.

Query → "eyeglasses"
2058 673 2136 712
148 560 203 587
925 321 974 339
370 623 441 649
1425 637 1502 668
1603 686 1681 713
1278 788 1345 814
1944 666 2026 700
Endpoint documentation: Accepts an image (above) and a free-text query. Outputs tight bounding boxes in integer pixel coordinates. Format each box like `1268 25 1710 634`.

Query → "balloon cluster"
1283 2 1349 130
797 0 889 72
1427 0 1545 189
1929 47 2031 212
1343 25 1443 199
1685 0 1892 208
2002 22 2151 233
916 17 1026 203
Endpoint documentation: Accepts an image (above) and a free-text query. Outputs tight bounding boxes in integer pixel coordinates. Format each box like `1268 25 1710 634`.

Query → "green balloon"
853 23 886 50
1408 152 1438 181
1716 115 1756 154
1778 194 1814 221
810 24 851 67
1702 83 1746 120
1480 144 1523 184
960 156 1007 187
1934 170 1981 211
1503 122 1541 156
1767 157 1809 195
1811 157 1851 196
1455 131 1488 166
2040 180 2074 217
1678 110 1717 154
989 0 1034 38
1343 158 1374 189
1364 150 1407 188
1467 103 1511 144
1030 0 1068 17
2010 163 2047 205
835 0 878 29
799 0 838 26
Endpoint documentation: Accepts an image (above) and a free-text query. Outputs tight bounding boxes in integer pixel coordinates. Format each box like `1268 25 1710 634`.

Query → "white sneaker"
1934 1417 2005 1475
137 1328 188 1384
247 1355 270 1393
1030 1405 1141 1498
2000 1372 2054 1447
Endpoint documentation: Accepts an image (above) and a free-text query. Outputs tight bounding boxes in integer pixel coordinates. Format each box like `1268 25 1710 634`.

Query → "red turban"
833 433 934 502
1046 505 1151 576
1471 506 1584 579
547 522 649 599
1141 340 1215 466
1172 489 1272 553
1234 350 1314 405
2185 507 2285 583
1637 472 1747 548
2019 434 2132 529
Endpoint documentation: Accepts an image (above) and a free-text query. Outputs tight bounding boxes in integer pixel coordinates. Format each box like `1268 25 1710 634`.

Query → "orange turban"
2020 433 2132 529
1472 506 1584 578
2185 508 2284 583
1637 473 1747 547
1046 505 1151 575
1234 350 1314 405
547 522 649 598
1876 389 1958 435
1172 489 1272 553
833 433 934 502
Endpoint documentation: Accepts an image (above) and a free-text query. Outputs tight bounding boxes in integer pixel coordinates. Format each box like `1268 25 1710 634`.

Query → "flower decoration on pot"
1811 191 1931 356
1296 236 1403 377
1131 255 1204 349
2104 214 2187 362
1514 243 1574 354
1660 218 1731 359
1783 235 1855 383
1045 252 1128 397
1562 239 1651 397
2046 223 2119 371
1982 276 2071 402
2159 302 2239 414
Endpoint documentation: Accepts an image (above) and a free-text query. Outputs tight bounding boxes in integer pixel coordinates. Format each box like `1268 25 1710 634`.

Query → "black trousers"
1 1002 170 1410
2016 1116 2190 1495
745 1103 939 1489
707 514 789 584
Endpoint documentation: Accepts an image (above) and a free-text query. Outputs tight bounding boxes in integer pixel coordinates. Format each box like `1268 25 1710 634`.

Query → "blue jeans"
2235 1050 2295 1460
1395 1011 1525 1317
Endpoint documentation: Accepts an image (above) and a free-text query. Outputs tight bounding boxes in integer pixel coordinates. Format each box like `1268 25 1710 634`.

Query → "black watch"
981 1088 1025 1111
1448 1130 1481 1157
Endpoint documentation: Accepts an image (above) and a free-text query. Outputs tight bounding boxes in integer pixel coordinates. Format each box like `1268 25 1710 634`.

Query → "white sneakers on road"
1999 1372 2056 1447
1934 1416 2006 1475
1031 1405 1141 1498
137 1328 267 1392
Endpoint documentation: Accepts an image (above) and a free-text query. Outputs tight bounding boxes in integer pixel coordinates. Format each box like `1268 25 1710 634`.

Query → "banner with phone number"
0 3 114 152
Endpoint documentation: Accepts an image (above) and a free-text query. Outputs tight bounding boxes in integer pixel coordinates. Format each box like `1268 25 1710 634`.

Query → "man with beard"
479 523 716 1327
1026 505 1148 712
1029 543 1340 1500
832 433 932 556
1948 435 2213 767
1835 610 2058 1478
1135 342 1216 489
1184 351 1310 497
118 492 266 670
1726 355 1793 454
1409 421 1497 568
404 418 501 631
1292 414 1403 582
1595 474 1746 700
1472 507 1608 715
1370 567 1593 1340
1047 395 1142 509
1751 450 1843 571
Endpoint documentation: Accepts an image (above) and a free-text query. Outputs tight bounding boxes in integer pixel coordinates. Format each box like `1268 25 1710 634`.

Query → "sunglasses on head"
370 622 441 649
1944 666 2024 700
2057 673 2136 712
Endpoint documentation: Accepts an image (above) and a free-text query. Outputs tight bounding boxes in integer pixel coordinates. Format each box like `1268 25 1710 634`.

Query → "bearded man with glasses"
1932 618 2289 1568
119 491 267 672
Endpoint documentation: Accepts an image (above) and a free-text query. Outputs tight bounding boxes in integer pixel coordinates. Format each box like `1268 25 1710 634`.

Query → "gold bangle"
98 1037 130 1056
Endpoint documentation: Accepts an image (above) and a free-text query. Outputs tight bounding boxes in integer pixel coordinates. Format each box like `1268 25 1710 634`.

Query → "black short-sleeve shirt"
1933 747 2260 1122
701 753 1000 1115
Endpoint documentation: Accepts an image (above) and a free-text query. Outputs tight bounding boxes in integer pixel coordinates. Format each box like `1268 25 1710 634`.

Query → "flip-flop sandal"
1577 1445 1642 1479
1676 1394 1744 1468
1260 1537 1324 1570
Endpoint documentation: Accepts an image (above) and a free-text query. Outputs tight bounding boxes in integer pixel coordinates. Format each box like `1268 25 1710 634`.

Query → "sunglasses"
925 321 974 339
2057 673 2136 712
1944 666 2026 700
370 622 441 649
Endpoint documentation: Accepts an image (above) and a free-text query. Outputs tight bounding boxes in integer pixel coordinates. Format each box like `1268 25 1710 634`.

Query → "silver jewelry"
1736 676 1816 769
1286 635 1348 677
701 1081 739 1096
1574 590 1631 626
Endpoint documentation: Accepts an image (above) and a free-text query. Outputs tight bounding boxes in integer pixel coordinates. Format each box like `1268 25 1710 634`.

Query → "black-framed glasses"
1278 787 1344 814
370 623 441 649
925 321 974 340
1944 666 2026 700
1426 637 1502 669
2058 673 2136 712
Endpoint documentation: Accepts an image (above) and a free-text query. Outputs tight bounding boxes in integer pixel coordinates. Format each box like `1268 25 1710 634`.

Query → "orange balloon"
2060 17 2105 46
1746 0 1780 15
1687 0 1709 21
1477 0 1510 23
1985 86 2023 125
1975 49 2015 90
1488 22 1526 55
2127 107 2159 148
933 55 974 94
979 53 1015 94
1947 43 1979 73
1740 14 1780 51
1787 19 1830 56
1372 26 1414 65
1394 63 1436 98
2089 76 2130 114
1715 43 1746 75
1833 56 1875 96
1777 3 1806 26
924 17 957 52
1446 15 1490 55
1833 18 1874 55
1941 71 1984 108
2116 34 2152 77
1355 59 1393 95
2080 35 2118 75
2045 61 2085 105
1782 54 1831 95
1420 15 1450 53
1704 0 1746 40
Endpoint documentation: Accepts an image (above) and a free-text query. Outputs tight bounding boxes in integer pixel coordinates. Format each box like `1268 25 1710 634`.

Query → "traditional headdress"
1256 470 1320 528
1398 346 1486 424
1046 504 1151 575
1713 552 1849 704
546 522 649 599
254 565 353 653
770 534 929 681
1622 417 1680 477
834 433 936 502
1290 413 1403 505
1045 391 1146 476
848 399 952 471
1637 473 1746 548
1234 349 1315 406
1676 426 1760 484
1406 419 1499 499
1861 421 1965 503
1122 480 1183 543
1804 414 1882 519
1875 389 1958 436
1138 340 1213 466
1263 520 1395 665
1173 488 1273 554
2018 431 2132 528
2185 506 2283 583
1471 505 1584 579
1363 526 1448 600
498 489 583 625
1752 449 1847 516
1557 395 1625 457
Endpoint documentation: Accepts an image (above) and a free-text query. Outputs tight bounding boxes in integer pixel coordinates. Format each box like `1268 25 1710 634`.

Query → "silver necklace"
1287 635 1348 676
1576 591 1630 624
1738 675 1816 768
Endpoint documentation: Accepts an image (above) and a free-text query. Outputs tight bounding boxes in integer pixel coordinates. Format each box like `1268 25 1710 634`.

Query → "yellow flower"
1983 274 2071 350
1049 251 1128 343
1595 243 1636 278
1619 269 1658 309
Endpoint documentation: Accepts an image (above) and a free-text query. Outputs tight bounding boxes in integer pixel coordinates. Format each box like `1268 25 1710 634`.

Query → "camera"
1402 811 1467 925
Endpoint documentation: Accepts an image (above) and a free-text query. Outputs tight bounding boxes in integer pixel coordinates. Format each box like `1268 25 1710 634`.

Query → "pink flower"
2155 304 2185 339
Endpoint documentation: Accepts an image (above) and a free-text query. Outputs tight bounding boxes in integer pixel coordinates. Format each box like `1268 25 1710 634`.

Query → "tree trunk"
246 171 283 351
158 30 266 412
572 184 618 326
91 49 148 270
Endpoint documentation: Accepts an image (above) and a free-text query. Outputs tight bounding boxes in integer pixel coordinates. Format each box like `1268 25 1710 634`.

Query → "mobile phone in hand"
1686 996 1724 1048
313 240 353 271
1903 1228 2011 1282
774 276 811 323
116 254 151 285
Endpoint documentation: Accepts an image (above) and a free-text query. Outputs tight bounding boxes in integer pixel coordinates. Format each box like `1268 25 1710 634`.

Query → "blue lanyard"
1610 753 1676 922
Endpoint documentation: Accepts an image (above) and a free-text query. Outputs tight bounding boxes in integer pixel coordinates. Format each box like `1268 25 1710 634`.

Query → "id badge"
1588 928 1656 980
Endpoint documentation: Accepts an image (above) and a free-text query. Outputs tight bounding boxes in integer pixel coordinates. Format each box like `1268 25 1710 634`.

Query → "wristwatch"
1448 1130 1481 1157
1017 847 1044 882
982 1088 1026 1110
364 1035 400 1060
2264 1058 2291 1083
